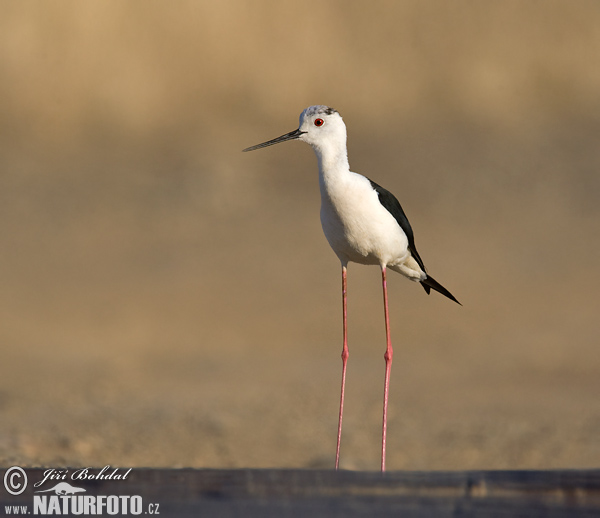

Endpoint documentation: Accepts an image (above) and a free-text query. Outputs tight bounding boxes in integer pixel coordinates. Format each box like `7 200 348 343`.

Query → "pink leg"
335 265 349 470
381 266 393 472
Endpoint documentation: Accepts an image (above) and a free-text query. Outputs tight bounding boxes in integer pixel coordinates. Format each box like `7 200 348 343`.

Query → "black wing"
368 178 426 273
369 178 461 305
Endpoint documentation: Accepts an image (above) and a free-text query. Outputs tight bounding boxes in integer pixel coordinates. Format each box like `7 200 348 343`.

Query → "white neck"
312 138 350 189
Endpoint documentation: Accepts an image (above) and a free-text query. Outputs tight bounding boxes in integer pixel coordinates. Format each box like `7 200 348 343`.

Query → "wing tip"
421 276 461 305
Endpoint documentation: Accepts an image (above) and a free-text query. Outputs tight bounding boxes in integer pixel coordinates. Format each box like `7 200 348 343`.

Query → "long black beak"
242 128 305 152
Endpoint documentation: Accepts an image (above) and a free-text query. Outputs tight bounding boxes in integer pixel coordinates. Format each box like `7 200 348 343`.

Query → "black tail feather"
421 275 461 305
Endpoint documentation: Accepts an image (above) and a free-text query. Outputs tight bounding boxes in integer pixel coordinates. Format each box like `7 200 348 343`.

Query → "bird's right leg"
380 266 394 472
335 264 349 470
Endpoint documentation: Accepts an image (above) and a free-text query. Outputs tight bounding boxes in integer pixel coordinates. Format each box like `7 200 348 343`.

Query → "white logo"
35 482 86 495
4 465 160 515
4 467 28 496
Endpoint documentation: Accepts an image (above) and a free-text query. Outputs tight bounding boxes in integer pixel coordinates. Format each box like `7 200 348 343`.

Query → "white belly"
319 173 409 267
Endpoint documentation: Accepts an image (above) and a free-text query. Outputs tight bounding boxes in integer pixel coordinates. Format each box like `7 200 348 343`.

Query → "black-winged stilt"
243 105 460 472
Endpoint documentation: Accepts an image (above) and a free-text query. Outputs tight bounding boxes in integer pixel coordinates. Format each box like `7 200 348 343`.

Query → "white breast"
319 172 409 267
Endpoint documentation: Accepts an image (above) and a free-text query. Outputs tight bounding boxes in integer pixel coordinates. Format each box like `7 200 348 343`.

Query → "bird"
243 105 460 472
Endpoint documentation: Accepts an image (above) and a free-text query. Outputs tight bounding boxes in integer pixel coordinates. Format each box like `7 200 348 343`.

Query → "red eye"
314 118 324 127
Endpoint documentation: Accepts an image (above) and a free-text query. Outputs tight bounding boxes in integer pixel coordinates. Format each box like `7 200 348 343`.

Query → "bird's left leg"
380 266 393 472
335 264 349 470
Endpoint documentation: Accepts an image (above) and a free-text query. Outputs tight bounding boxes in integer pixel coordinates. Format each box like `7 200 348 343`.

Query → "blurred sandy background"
0 1 598 471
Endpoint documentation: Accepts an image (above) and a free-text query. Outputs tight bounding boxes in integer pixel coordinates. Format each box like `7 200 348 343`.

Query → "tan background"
0 1 598 470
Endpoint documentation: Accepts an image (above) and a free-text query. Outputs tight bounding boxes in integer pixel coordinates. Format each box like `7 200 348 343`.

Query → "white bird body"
319 170 412 272
300 105 425 281
243 104 459 472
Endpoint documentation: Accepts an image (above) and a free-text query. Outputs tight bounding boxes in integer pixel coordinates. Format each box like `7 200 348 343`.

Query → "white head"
243 105 347 155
